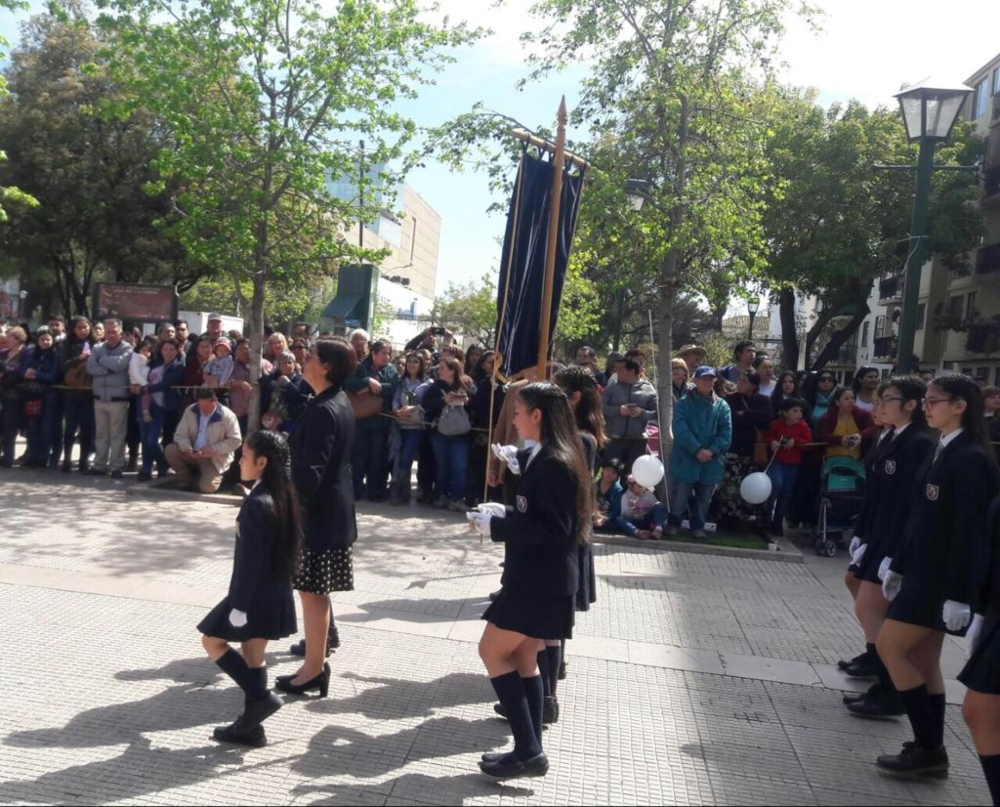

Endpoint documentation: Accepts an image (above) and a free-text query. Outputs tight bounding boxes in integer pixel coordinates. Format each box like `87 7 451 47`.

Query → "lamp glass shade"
747 297 761 315
895 82 972 141
626 194 645 212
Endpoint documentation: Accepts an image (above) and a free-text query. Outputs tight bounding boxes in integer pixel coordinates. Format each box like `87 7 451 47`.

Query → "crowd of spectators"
2 315 997 543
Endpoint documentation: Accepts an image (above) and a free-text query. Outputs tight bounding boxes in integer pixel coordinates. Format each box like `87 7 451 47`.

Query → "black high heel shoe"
275 662 330 697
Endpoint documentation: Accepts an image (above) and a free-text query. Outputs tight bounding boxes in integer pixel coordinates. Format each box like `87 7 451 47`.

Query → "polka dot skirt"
293 546 354 595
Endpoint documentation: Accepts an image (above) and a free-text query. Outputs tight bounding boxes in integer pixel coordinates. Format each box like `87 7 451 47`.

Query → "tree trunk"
810 305 870 370
778 287 798 371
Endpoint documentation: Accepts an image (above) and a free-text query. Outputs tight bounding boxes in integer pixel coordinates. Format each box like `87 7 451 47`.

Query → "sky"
2 0 998 301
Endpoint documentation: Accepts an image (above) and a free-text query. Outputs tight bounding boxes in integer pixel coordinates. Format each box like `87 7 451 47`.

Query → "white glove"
476 502 507 519
942 600 972 633
848 536 862 556
229 608 248 628
849 543 867 567
882 570 903 603
492 443 521 475
877 556 892 583
467 510 494 537
966 614 986 658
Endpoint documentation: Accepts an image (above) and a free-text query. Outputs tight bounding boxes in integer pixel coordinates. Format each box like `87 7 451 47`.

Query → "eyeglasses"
922 397 953 409
878 395 904 406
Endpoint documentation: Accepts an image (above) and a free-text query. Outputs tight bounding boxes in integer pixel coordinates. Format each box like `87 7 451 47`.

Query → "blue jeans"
62 396 95 465
765 462 799 529
140 403 171 476
605 504 667 537
668 479 716 531
46 392 63 465
394 428 424 486
429 432 470 502
352 427 390 500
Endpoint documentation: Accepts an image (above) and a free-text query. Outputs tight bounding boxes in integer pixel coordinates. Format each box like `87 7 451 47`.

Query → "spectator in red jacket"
763 397 813 536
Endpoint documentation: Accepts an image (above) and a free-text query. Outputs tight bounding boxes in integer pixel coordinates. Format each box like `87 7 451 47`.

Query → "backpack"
436 403 471 436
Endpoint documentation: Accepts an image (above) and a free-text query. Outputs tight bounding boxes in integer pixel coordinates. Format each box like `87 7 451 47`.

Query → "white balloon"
631 455 664 488
740 472 773 505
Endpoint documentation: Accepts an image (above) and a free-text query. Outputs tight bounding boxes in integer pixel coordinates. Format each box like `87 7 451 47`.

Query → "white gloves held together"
848 536 866 567
942 600 972 633
491 444 521 475
229 608 248 628
467 502 506 537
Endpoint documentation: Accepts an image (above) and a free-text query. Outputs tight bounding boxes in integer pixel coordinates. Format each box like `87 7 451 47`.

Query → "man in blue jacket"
667 365 732 540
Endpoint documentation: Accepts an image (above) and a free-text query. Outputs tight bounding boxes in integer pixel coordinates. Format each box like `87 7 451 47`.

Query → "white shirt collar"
939 427 964 449
523 440 543 471
892 422 910 439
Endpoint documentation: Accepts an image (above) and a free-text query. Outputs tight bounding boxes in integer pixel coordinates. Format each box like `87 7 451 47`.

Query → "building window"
874 315 886 339
994 67 1000 96
916 303 926 331
950 295 964 320
861 321 870 347
967 291 978 320
975 78 990 118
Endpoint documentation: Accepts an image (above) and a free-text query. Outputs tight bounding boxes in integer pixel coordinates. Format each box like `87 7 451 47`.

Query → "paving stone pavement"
0 467 991 805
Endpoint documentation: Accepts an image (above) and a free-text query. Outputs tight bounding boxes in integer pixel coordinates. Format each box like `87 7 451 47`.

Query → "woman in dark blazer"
876 375 1000 779
467 382 593 780
844 376 934 718
279 336 358 698
961 495 1000 805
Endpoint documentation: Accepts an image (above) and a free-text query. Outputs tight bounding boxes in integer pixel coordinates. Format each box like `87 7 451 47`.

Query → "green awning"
322 293 364 320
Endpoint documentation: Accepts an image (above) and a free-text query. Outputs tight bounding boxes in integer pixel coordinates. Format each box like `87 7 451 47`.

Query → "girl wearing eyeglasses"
843 377 934 720
875 374 1000 779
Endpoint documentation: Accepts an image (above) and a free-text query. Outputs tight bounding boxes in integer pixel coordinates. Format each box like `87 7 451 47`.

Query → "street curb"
591 533 804 564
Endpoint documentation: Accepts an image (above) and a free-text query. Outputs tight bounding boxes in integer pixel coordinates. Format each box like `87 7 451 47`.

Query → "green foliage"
760 92 984 368
0 4 204 315
0 0 36 222
432 273 498 345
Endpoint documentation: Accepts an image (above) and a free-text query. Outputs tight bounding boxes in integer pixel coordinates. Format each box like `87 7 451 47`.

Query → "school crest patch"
884 460 896 476
516 495 528 513
926 483 940 501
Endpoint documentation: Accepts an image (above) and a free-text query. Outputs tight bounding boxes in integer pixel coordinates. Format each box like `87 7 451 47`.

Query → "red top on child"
765 419 813 465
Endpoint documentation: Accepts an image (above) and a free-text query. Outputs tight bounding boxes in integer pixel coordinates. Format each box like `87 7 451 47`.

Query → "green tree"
761 92 984 369
517 0 812 452
0 0 36 223
432 273 498 345
96 0 480 426
0 5 201 316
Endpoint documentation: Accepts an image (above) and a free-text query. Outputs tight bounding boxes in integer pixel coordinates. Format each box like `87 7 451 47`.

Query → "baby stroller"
813 456 866 557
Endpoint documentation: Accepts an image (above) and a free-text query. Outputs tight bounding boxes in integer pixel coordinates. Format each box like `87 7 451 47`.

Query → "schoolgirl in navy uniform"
876 374 1000 778
198 430 302 747
961 496 1000 805
844 376 934 718
468 382 593 780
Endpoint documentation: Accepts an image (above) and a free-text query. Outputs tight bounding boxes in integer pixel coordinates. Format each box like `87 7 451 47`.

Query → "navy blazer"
489 444 580 598
974 496 1000 616
228 485 293 613
892 431 1000 604
289 384 357 552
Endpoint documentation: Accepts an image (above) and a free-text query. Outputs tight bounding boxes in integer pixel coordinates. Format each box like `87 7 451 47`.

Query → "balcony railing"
976 242 1000 275
878 275 903 303
873 336 897 361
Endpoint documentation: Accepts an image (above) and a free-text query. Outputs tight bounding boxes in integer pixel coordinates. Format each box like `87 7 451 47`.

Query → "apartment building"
857 53 1000 383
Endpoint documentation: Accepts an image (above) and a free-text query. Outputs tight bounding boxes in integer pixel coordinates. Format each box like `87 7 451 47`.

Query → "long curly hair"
554 366 607 449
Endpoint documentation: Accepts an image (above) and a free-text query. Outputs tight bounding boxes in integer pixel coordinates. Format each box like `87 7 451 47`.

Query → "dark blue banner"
495 153 584 378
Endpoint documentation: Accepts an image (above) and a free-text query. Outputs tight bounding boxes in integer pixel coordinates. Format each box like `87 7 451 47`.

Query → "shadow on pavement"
293 770 536 806
308 671 493 722
335 596 485 623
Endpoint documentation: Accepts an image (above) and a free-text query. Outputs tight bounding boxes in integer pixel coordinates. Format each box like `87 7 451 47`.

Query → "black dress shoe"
543 696 559 724
213 722 267 747
838 652 868 671
876 743 948 778
846 689 904 719
478 751 549 780
275 663 330 697
843 658 878 679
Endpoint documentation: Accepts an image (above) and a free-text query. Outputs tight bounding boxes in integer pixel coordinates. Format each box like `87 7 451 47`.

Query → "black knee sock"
869 643 896 693
521 674 545 747
536 650 551 698
927 692 946 750
490 671 542 760
546 644 562 696
246 666 268 703
979 754 1000 806
214 649 268 701
327 597 337 630
899 684 935 750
